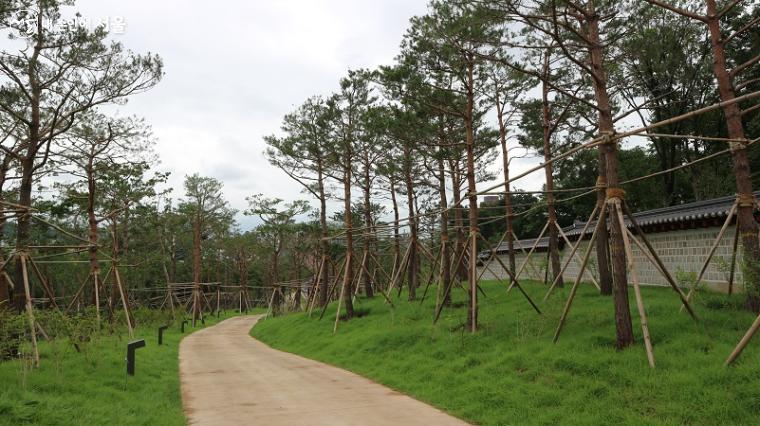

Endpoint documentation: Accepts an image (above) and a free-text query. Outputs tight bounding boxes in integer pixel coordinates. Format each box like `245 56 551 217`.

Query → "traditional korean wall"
479 227 742 293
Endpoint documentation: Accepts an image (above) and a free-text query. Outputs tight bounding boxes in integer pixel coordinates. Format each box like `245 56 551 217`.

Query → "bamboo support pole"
0 253 16 276
508 221 549 292
450 240 469 284
480 245 533 309
19 254 39 367
626 229 669 283
513 230 544 279
618 201 698 320
370 262 378 294
553 203 608 343
357 252 394 306
544 204 600 301
67 274 92 309
306 256 326 315
418 244 443 305
30 215 93 245
433 241 470 324
388 242 412 296
682 200 738 308
114 267 133 338
433 240 467 325
168 285 176 318
369 251 394 286
556 221 601 290
435 238 448 311
353 250 369 298
417 240 437 264
473 227 516 283
265 287 276 318
348 258 364 304
333 260 351 334
476 229 509 282
93 273 100 325
2 271 16 293
728 224 740 295
321 95 760 243
725 312 760 366
26 256 59 310
309 258 346 319
318 258 347 320
617 200 655 368
478 233 542 314
244 287 252 311
158 291 168 311
388 251 399 287
434 270 461 325
456 250 487 298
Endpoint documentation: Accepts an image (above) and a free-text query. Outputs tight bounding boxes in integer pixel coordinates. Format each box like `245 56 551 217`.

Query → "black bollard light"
181 320 188 333
126 339 146 376
158 325 169 345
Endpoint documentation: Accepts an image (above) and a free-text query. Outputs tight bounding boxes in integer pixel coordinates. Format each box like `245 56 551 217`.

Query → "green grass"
0 309 253 425
252 281 760 425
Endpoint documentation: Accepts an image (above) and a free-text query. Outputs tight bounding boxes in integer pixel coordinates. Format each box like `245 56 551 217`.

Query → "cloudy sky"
68 0 547 230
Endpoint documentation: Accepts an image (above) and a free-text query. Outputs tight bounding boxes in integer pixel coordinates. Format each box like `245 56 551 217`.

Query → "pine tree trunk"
588 3 634 348
317 161 329 306
541 57 564 288
192 218 202 322
342 165 354 318
86 160 100 305
14 53 42 312
14 158 34 312
294 253 302 310
170 235 177 283
706 0 760 312
390 178 401 282
362 163 374 298
109 221 120 315
450 161 468 282
0 163 10 307
403 143 419 300
465 58 479 332
596 151 613 296
437 153 452 306
496 93 517 282
239 250 249 311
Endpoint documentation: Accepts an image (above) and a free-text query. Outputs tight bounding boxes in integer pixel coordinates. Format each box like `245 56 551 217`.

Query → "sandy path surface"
179 315 468 425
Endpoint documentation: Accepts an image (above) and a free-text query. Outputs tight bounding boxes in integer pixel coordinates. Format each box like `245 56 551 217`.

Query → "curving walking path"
179 315 468 425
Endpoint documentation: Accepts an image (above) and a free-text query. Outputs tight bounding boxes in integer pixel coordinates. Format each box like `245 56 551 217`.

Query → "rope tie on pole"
730 139 749 152
600 130 616 145
738 192 755 208
606 188 627 201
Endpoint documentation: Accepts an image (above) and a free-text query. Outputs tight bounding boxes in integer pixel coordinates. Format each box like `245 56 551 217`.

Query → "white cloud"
55 0 429 229
36 1 553 230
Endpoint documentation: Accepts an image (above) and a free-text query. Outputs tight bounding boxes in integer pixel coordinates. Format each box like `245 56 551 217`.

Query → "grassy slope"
252 281 760 425
0 310 251 425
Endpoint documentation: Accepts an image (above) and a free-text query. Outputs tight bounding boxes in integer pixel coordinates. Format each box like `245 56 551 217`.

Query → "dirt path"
179 315 468 425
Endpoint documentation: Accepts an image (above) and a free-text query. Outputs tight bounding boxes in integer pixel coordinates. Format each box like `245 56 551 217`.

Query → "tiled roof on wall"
487 192 757 255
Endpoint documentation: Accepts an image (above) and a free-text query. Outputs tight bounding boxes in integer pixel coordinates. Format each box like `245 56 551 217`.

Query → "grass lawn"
252 280 760 425
0 309 250 425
